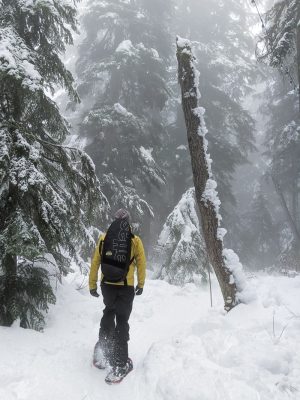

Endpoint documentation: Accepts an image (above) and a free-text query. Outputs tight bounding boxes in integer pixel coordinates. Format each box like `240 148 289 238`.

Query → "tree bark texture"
0 254 17 326
176 39 238 311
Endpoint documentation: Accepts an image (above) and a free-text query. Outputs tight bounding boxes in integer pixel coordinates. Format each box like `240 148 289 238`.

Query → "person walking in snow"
89 209 146 384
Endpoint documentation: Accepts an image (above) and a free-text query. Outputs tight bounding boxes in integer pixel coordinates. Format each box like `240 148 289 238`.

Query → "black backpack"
100 219 134 284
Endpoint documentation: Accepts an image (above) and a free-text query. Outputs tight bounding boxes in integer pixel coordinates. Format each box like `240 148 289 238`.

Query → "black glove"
90 288 100 297
135 286 143 296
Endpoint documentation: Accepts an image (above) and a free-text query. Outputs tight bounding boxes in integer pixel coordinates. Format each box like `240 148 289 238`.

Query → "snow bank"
141 275 300 400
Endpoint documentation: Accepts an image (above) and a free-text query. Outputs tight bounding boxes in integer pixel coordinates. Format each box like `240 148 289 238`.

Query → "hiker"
89 209 146 384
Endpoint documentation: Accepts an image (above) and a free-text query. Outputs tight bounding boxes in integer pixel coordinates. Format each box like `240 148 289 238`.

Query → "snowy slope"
0 273 300 400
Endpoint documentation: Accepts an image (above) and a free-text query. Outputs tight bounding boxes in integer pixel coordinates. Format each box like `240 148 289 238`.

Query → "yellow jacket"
89 233 146 289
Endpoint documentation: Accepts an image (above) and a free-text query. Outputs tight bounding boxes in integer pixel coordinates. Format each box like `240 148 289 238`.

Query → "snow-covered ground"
1 273 300 400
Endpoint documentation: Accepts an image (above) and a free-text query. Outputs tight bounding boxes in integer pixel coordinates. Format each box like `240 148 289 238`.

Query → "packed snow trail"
0 274 300 400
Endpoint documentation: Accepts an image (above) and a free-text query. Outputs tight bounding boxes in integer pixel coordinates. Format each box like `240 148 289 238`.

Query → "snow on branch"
0 27 42 91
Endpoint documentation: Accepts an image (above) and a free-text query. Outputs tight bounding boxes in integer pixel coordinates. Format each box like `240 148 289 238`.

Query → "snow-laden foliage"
258 0 300 264
154 188 209 286
0 0 108 330
268 97 300 194
101 173 153 232
76 0 171 243
240 184 279 269
257 0 299 74
0 261 56 332
257 85 300 268
82 103 165 192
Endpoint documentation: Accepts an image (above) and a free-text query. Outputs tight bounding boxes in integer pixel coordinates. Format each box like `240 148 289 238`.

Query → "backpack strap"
129 233 135 266
99 240 104 284
129 257 134 265
99 240 104 256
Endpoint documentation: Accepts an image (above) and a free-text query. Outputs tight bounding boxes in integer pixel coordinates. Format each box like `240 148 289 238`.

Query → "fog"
54 0 299 275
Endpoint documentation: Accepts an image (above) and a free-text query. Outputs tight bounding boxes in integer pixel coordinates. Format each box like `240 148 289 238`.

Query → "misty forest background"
0 0 299 330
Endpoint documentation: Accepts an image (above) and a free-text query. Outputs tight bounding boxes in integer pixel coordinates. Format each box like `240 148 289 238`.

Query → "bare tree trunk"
176 38 239 311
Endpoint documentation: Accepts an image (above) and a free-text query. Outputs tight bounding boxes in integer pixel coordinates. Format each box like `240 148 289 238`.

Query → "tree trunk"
0 174 18 326
176 38 238 311
1 254 17 327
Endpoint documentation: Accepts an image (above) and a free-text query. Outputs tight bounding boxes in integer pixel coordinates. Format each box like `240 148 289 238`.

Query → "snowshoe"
105 358 133 384
93 341 107 370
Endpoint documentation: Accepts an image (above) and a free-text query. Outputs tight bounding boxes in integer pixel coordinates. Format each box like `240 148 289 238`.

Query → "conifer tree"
0 0 107 330
76 0 172 240
241 185 278 268
258 0 300 257
257 0 299 79
154 188 209 286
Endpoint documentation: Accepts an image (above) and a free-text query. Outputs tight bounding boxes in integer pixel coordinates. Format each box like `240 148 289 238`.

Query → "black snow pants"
99 284 135 367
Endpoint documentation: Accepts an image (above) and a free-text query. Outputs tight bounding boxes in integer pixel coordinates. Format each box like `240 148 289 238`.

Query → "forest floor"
0 272 300 400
